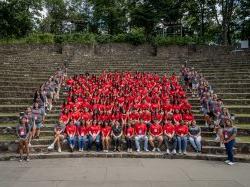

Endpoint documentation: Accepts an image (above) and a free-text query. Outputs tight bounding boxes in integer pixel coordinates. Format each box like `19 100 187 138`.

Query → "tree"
0 0 42 38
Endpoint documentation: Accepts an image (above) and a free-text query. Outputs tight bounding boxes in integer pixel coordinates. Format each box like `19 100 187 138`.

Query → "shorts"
35 122 43 129
201 107 208 115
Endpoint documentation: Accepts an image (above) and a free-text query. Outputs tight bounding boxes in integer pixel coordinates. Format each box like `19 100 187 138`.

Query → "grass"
0 134 16 141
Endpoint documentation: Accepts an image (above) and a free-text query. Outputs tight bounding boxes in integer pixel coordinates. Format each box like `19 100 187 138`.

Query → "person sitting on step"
125 121 135 153
188 120 202 153
65 119 77 152
134 119 149 152
48 120 66 152
111 120 123 152
77 120 89 152
148 119 163 152
163 119 177 155
101 121 112 152
176 120 189 155
88 119 101 151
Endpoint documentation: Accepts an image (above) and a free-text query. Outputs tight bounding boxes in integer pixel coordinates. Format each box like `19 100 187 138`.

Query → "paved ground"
0 158 249 187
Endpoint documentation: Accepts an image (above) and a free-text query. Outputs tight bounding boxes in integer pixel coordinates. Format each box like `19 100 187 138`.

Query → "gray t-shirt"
32 108 45 123
223 127 237 140
189 126 201 136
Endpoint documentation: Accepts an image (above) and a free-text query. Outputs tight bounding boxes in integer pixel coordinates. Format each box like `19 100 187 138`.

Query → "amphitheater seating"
0 46 250 162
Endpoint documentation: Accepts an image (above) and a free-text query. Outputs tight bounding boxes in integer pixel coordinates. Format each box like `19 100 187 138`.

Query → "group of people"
181 65 237 165
16 67 66 161
47 71 202 155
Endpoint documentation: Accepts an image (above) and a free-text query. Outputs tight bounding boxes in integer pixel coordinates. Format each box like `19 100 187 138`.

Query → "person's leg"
95 135 101 151
143 135 149 151
105 137 110 151
82 136 88 150
177 136 181 153
149 136 155 149
102 137 106 151
189 136 198 151
24 140 29 160
116 137 121 151
88 136 93 150
182 136 188 153
227 140 235 162
172 136 177 154
164 137 170 150
135 136 141 151
195 136 202 152
78 136 83 150
19 140 24 160
157 136 163 148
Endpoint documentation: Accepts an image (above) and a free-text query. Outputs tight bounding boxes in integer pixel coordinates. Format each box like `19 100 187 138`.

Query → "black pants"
126 137 133 149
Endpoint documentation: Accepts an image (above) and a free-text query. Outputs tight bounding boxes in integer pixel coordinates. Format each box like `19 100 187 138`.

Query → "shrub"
153 36 200 46
95 34 112 43
126 28 146 45
25 33 54 44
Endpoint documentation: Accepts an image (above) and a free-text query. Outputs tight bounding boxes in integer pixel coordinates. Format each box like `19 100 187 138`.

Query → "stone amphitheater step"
0 98 64 105
1 151 250 162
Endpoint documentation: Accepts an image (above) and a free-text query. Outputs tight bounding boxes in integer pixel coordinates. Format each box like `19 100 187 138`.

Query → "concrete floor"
0 158 249 187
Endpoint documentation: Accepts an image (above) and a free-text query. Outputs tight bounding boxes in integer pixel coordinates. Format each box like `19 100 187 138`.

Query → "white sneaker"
157 148 161 152
166 149 170 154
224 160 230 164
48 144 54 150
137 149 141 152
129 149 132 153
28 143 32 147
152 148 156 152
183 151 187 155
58 147 62 153
227 162 235 166
178 150 182 154
220 143 224 148
172 149 176 155
144 149 149 152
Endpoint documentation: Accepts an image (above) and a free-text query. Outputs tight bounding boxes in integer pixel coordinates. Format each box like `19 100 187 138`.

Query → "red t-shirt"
175 125 189 136
135 123 147 135
66 125 77 136
150 124 163 136
125 127 135 137
173 113 182 121
89 125 101 135
59 114 69 124
101 126 111 137
163 124 175 134
78 126 88 136
182 114 194 122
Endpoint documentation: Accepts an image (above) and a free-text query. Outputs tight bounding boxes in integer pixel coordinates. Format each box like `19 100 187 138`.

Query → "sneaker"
144 149 149 152
224 160 230 164
127 149 130 153
157 148 161 152
178 150 182 154
26 158 30 162
227 162 235 166
129 149 132 153
58 147 62 153
28 143 32 147
48 144 54 150
19 158 23 162
172 149 176 155
183 151 187 155
166 149 170 154
152 148 156 152
220 143 224 148
136 149 141 152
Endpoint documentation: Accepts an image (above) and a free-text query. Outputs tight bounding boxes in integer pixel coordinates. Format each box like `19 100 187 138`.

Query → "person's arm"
16 125 21 139
25 125 31 140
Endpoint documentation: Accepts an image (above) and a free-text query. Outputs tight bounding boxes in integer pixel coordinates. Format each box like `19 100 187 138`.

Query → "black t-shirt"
112 124 122 136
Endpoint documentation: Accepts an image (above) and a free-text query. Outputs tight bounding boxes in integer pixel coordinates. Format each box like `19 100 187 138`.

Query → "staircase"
0 46 250 162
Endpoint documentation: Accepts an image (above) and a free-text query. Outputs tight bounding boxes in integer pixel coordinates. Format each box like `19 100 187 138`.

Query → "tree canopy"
0 0 249 45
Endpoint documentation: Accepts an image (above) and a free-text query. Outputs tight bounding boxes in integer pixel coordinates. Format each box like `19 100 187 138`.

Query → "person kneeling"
149 119 163 152
48 120 65 152
65 120 77 152
16 116 31 162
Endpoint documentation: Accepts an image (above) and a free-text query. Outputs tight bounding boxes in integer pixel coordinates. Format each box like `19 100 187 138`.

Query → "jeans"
88 134 101 151
67 136 76 148
126 137 133 149
135 135 148 151
113 136 122 149
177 136 187 152
164 136 177 151
225 139 235 162
78 136 88 150
189 136 202 152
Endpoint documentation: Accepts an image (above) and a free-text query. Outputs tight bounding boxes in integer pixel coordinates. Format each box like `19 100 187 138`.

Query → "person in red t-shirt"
149 120 163 152
65 119 77 152
101 121 112 152
134 120 149 152
88 120 101 151
77 120 88 151
125 121 135 153
176 120 189 154
163 120 177 154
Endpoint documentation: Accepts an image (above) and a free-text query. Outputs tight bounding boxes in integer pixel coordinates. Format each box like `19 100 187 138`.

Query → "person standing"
223 119 237 165
16 116 31 162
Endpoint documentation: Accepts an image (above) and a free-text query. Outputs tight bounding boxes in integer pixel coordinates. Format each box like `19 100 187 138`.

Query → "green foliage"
153 36 201 46
25 33 54 44
125 28 146 45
